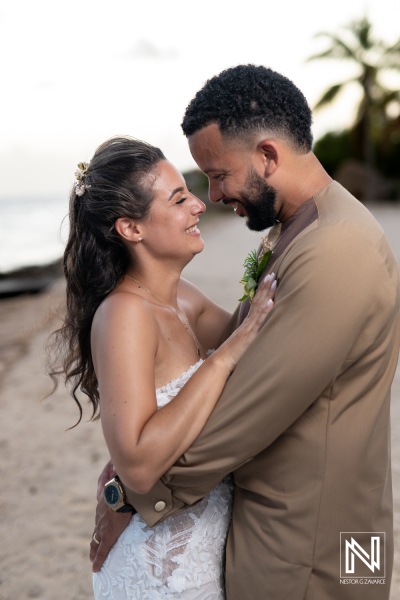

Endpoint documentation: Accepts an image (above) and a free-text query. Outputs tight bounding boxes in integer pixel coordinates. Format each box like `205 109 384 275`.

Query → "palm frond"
376 55 400 71
345 16 373 50
313 84 345 110
385 39 400 54
307 34 357 62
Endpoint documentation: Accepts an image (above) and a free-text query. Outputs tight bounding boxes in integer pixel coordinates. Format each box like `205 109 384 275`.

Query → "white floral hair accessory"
74 162 90 197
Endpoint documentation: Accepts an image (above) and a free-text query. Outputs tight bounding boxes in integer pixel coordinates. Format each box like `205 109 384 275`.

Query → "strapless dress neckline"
156 359 204 408
156 358 204 392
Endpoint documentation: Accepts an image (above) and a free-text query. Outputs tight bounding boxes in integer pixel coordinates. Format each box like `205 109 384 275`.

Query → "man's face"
240 167 277 231
188 123 278 231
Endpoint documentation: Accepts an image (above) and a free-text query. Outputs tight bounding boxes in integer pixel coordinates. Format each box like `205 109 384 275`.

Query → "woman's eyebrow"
168 186 185 201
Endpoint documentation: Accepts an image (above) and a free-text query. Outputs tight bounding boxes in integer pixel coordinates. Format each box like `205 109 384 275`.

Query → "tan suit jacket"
125 182 400 599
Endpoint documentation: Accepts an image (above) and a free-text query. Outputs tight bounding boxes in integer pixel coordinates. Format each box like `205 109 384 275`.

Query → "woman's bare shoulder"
178 278 207 313
92 290 158 338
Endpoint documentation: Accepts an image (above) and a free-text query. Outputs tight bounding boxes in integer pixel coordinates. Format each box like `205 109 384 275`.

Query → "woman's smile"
185 222 201 236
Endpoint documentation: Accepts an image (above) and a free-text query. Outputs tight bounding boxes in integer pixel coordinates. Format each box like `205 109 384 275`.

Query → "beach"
0 205 399 599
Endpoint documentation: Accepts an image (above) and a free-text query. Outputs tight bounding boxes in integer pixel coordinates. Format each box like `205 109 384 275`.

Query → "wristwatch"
104 475 134 513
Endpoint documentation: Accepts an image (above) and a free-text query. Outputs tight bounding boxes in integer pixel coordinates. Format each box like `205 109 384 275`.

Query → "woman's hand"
216 273 276 372
243 272 277 333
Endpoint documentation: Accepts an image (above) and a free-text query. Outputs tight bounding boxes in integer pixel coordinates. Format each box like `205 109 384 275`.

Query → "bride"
52 136 275 599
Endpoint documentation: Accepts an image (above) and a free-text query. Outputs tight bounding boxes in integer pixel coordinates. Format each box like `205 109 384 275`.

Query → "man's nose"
208 181 223 204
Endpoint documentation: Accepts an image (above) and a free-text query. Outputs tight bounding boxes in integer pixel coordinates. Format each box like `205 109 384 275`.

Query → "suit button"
154 501 166 512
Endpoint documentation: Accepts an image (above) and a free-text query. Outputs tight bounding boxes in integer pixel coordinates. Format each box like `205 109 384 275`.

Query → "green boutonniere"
239 249 272 302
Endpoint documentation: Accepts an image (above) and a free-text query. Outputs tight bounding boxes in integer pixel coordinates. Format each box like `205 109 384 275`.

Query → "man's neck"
276 154 332 223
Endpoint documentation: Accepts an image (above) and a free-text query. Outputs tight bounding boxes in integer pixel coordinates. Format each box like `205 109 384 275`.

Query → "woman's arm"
178 278 236 350
91 277 275 495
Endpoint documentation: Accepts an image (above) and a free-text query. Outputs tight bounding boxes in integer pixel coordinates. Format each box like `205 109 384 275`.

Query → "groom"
91 65 400 599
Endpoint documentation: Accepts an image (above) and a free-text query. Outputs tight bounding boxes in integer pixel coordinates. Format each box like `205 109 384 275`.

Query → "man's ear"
257 139 279 177
115 217 143 243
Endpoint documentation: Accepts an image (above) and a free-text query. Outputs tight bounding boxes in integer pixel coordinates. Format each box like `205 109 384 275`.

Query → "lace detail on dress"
156 359 204 408
93 360 232 599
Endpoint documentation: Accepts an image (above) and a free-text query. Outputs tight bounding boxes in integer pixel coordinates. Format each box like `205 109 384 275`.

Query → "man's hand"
96 459 116 501
90 494 132 572
90 460 132 572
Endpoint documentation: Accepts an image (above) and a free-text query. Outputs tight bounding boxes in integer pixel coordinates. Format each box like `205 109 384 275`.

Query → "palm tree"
308 16 400 200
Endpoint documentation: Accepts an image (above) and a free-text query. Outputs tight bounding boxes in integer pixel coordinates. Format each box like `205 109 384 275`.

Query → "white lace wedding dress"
93 359 233 599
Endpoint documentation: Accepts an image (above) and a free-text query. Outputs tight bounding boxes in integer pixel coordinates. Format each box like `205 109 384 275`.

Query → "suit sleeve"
123 224 398 525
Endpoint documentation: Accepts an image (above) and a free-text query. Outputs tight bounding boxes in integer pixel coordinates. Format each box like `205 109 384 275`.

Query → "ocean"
0 194 69 274
2 194 399 279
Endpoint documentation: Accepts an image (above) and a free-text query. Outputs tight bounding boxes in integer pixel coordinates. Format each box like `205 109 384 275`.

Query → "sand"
0 207 399 599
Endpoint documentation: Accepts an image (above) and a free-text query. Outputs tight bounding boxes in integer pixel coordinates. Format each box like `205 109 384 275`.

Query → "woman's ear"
257 139 279 177
115 217 143 243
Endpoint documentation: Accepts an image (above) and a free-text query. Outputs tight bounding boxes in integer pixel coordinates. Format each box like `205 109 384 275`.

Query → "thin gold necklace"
125 275 201 357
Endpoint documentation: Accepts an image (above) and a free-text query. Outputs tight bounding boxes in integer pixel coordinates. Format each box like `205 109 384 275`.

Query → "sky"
1 0 399 198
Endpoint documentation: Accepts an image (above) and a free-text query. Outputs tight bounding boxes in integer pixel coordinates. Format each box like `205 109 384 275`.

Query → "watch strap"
116 503 134 513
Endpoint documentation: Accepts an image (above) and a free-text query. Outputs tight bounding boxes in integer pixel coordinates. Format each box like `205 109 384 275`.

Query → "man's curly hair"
181 64 313 153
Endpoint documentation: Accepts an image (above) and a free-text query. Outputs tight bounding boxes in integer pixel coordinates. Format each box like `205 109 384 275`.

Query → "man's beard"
241 168 278 231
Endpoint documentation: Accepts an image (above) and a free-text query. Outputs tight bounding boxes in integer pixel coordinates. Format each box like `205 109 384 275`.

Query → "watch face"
104 483 120 506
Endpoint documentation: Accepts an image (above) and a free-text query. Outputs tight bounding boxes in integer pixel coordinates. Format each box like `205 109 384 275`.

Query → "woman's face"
140 160 206 261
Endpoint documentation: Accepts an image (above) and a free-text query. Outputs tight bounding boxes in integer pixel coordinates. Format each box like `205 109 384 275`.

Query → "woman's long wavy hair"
49 136 165 425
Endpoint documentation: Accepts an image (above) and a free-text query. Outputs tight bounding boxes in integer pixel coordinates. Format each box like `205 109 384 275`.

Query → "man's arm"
122 224 399 525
